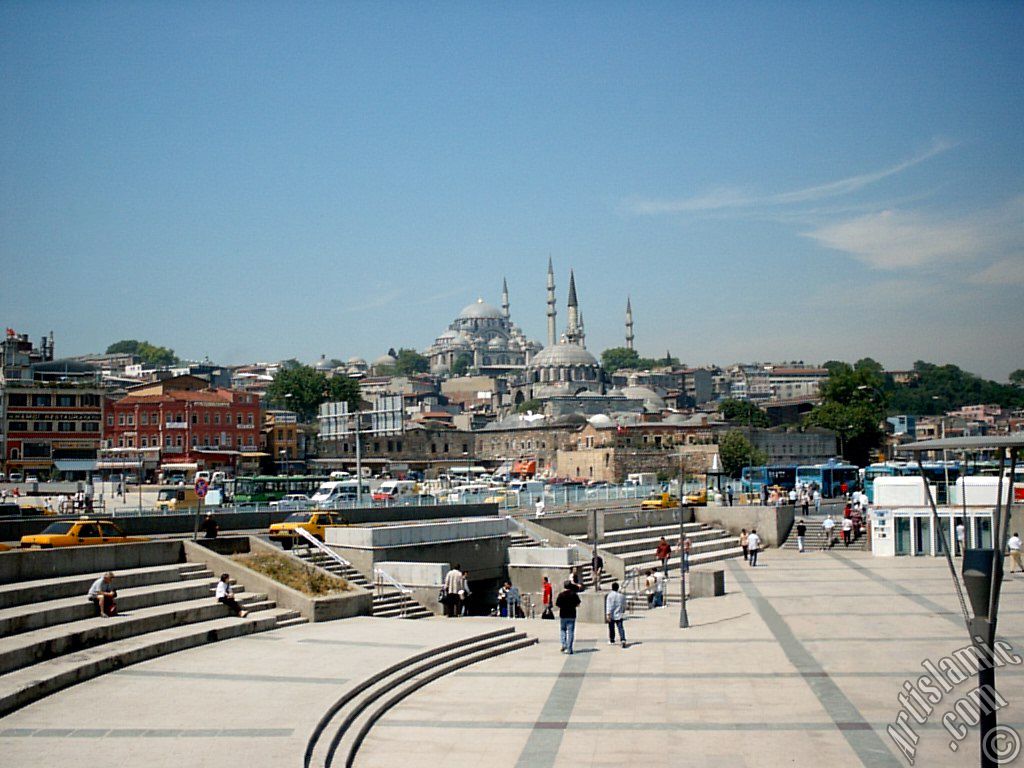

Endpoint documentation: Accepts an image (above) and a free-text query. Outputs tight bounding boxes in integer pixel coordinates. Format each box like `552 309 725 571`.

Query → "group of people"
441 563 472 617
544 572 629 654
738 529 762 565
86 571 249 618
762 484 822 515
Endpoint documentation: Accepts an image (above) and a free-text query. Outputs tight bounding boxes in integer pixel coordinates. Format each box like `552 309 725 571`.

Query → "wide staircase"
290 542 432 620
781 520 869 552
304 626 537 768
0 557 302 717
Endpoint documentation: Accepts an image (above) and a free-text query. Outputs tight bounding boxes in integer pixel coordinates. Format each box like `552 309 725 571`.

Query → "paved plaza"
3 549 1023 767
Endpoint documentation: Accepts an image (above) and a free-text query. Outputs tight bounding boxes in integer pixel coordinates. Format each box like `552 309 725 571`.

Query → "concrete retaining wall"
325 517 509 548
0 503 501 543
693 505 794 548
183 538 372 622
507 547 575 567
0 540 185 582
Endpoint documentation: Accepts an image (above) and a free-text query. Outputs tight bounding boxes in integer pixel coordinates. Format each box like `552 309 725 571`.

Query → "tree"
804 360 888 465
392 348 429 376
516 399 543 414
883 361 1024 414
601 347 641 370
105 339 178 367
451 353 473 376
718 431 767 478
719 398 770 427
1011 369 1024 387
265 366 361 422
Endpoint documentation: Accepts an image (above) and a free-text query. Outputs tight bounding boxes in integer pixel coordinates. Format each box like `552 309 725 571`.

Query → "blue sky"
2 3 1022 379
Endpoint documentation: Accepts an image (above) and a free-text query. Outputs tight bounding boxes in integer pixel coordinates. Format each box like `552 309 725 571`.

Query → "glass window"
57 394 75 407
141 412 148 425
8 393 27 406
107 415 114 426
58 422 75 432
8 421 27 431
32 394 51 407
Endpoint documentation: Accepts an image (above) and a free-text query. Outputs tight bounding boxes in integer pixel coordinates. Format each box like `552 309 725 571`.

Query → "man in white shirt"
443 563 464 617
747 529 762 567
813 489 822 514
842 516 854 547
1008 533 1023 573
605 582 627 647
87 572 117 617
535 497 546 517
821 515 836 549
215 573 248 618
652 570 666 607
955 522 966 557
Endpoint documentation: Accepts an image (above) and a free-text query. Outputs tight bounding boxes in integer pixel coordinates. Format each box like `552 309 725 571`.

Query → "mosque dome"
530 343 599 368
621 385 666 412
457 298 503 320
347 356 367 367
588 414 615 427
314 355 332 371
487 337 506 349
373 353 398 367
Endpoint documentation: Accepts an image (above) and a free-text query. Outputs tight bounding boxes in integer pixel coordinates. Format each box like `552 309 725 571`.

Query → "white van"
311 479 371 506
329 471 352 481
372 480 418 503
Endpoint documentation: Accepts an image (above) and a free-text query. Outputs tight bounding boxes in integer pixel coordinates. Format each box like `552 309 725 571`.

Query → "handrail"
505 514 548 546
373 566 413 618
295 527 354 570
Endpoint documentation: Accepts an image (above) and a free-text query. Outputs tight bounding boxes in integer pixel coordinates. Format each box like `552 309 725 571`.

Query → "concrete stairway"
781 520 869 551
579 522 744 577
0 558 302 717
291 544 432 620
304 626 537 768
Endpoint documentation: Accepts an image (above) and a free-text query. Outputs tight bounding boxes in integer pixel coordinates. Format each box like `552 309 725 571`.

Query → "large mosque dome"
457 298 503 319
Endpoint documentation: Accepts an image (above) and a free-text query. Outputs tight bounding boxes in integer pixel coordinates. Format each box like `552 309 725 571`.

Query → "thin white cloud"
626 138 955 215
968 257 1024 286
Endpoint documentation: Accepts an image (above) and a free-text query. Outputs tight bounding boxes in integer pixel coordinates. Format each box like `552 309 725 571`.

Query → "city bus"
233 475 329 504
796 462 860 497
863 462 961 503
740 465 798 493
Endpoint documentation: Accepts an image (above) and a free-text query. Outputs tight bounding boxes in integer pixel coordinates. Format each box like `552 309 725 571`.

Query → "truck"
625 473 658 488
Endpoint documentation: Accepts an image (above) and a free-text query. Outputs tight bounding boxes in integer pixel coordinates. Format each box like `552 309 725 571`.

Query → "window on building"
8 393 27 406
237 437 243 448
191 413 198 424
443 443 449 453
57 394 75 407
107 415 114 427
33 421 52 432
83 422 99 433
8 421 27 432
203 412 209 424
214 414 221 425
32 394 51 407
58 422 75 432
165 436 172 447
396 441 402 452
175 435 183 447
126 436 134 447
247 413 254 425
191 436 198 447
118 438 124 447
236 414 242 425
247 436 254 446
127 414 134 426
118 414 125 426
141 412 148 425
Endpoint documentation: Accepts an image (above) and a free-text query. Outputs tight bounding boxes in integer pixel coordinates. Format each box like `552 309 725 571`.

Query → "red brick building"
105 375 262 478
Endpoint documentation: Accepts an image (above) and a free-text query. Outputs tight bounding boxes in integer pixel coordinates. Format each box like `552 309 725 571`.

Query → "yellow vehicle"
155 486 202 513
20 518 149 549
640 492 680 510
483 490 518 505
0 542 12 552
268 511 339 550
683 488 708 506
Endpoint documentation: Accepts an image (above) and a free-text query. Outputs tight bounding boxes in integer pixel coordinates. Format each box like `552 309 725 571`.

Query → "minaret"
566 270 581 344
578 311 586 347
546 258 557 347
625 297 634 350
501 277 510 320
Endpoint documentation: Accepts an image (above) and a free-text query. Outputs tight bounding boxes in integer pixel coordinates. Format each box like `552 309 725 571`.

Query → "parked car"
8 472 23 483
640 492 680 510
683 488 708 506
20 518 149 549
267 511 339 550
269 494 314 512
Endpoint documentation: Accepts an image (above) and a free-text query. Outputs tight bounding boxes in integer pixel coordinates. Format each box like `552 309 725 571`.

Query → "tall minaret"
566 269 581 344
578 311 586 347
546 258 557 347
625 297 634 350
501 277 510 320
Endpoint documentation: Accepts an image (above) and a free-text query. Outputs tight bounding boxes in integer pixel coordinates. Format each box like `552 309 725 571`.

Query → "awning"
97 460 143 469
54 459 98 472
901 435 1024 452
161 462 199 470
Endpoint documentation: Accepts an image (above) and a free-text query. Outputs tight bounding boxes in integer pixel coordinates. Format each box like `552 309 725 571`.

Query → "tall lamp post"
674 450 689 629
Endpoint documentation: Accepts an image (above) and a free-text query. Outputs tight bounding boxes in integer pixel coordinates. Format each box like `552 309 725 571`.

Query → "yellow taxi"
640 492 681 510
0 542 12 552
268 511 339 550
683 488 708 506
20 518 149 549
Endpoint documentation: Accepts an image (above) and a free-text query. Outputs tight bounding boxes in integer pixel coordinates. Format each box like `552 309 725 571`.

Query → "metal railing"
295 527 354 570
373 566 414 618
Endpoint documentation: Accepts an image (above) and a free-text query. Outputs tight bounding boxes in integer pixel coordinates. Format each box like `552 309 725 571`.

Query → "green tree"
1011 369 1024 387
804 360 888 465
265 366 361 422
718 431 767 478
451 353 473 376
105 339 178 367
392 348 429 376
883 361 1024 414
516 398 543 414
719 398 770 427
601 347 641 370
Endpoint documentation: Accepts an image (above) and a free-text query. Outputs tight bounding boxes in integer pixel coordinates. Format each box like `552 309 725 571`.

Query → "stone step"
618 537 739 564
598 529 728 554
0 563 211 610
0 590 266 676
595 522 707 542
275 615 308 628
628 546 745 573
0 606 290 718
0 578 242 637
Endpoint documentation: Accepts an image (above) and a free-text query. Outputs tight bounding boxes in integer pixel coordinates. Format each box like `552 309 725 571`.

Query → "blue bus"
741 465 798 493
863 461 961 503
796 462 860 497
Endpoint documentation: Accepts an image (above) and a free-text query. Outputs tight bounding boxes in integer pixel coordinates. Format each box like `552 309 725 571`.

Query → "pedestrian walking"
842 516 853 547
591 551 604 590
796 520 807 553
727 487 734 507
569 566 584 593
542 576 553 609
655 536 671 576
443 563 464 617
653 569 666 607
506 582 521 619
461 571 472 616
822 515 836 549
556 580 581 654
606 582 627 647
87 572 117 617
813 488 821 514
760 485 768 506
801 492 810 517
535 496 546 517
497 582 509 617
955 522 966 557
740 528 749 561
747 529 761 567
644 569 656 607
678 533 692 573
201 513 219 539
1008 533 1023 573
216 573 248 617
